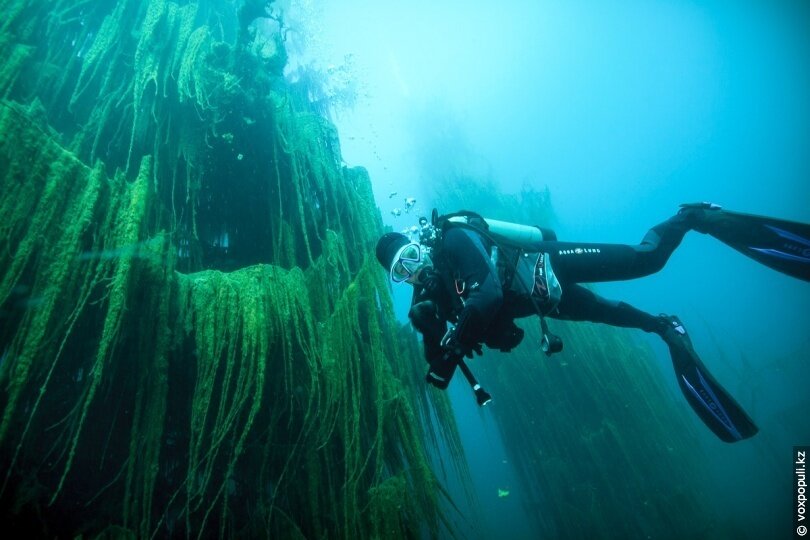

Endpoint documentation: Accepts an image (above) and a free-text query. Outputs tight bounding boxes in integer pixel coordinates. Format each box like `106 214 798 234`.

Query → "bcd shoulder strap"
429 208 564 353
432 209 559 301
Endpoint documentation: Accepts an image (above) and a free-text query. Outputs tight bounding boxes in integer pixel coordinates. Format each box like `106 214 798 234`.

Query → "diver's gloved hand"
466 343 483 359
483 319 524 352
425 353 458 390
440 325 464 356
418 266 441 296
441 325 482 359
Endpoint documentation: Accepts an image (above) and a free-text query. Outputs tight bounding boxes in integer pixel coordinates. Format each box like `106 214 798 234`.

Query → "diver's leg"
550 284 663 333
543 210 697 283
550 284 758 442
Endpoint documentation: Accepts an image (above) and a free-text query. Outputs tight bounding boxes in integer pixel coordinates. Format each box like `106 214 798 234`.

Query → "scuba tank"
446 215 557 248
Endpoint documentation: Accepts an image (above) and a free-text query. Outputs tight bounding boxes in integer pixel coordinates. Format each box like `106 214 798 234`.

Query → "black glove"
409 301 444 342
418 266 441 296
440 325 463 355
441 325 482 359
425 351 458 390
483 320 525 352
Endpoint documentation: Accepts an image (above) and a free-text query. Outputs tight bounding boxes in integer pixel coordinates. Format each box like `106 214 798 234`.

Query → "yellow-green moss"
0 2 468 536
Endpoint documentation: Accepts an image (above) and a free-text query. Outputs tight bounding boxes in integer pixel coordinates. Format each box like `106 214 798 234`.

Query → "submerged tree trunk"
0 1 468 537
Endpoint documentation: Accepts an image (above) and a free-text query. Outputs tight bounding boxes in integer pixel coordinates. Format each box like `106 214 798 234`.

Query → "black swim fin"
681 202 810 282
659 315 758 443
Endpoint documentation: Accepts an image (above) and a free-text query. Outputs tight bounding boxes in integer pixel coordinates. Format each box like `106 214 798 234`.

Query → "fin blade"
676 362 758 442
664 316 758 443
701 208 810 282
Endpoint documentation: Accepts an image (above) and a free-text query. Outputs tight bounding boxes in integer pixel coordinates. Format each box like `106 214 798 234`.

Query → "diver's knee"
631 246 669 276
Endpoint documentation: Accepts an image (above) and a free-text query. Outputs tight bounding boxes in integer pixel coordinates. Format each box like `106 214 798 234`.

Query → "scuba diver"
375 203 810 443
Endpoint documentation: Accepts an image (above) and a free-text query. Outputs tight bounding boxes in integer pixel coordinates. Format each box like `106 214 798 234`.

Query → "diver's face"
405 260 433 285
390 243 432 285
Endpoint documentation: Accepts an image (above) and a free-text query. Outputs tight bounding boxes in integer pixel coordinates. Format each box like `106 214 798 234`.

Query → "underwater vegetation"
0 0 470 537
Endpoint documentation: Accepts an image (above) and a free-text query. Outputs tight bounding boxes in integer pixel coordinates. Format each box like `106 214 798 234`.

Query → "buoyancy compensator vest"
427 209 563 316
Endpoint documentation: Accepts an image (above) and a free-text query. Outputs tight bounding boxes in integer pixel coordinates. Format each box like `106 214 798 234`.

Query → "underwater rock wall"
0 1 468 537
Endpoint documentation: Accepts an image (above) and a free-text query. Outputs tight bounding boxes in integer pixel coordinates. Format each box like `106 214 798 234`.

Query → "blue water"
302 0 810 536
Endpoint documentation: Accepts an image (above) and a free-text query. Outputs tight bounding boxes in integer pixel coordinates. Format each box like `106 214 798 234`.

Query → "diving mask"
390 243 431 283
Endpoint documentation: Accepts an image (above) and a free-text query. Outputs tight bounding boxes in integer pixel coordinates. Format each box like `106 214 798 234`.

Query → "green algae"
0 1 469 537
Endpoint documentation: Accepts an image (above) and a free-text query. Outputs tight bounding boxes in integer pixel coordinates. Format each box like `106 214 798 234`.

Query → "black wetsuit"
408 205 780 441
412 210 697 369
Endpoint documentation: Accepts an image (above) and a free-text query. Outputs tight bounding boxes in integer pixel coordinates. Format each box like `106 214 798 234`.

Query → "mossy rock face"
0 2 467 538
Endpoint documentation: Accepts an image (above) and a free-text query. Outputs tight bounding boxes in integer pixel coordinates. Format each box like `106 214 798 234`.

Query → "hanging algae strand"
0 0 471 537
49 159 151 505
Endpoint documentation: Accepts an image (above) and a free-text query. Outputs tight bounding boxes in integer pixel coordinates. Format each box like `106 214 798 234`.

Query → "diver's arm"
408 298 446 361
442 228 503 352
408 298 458 388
